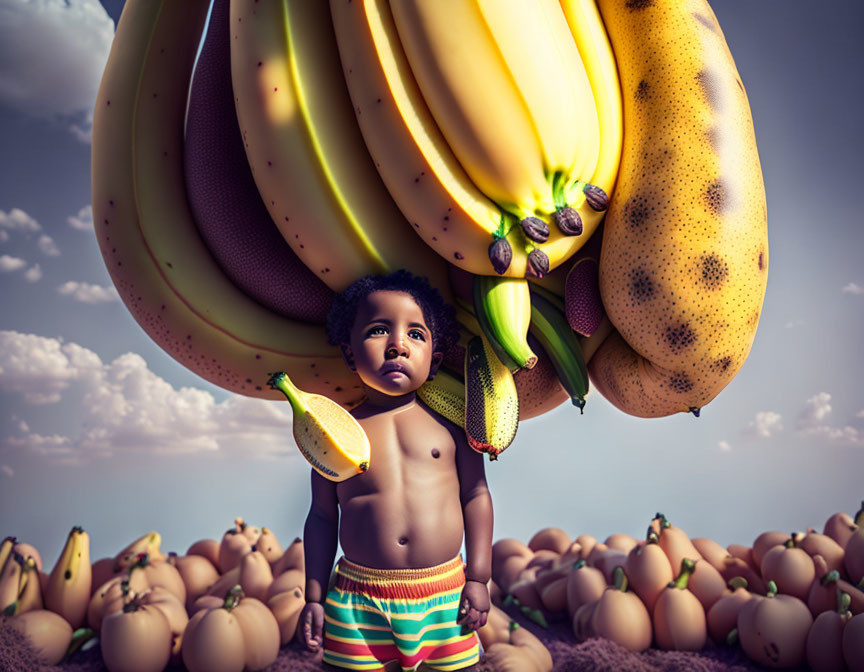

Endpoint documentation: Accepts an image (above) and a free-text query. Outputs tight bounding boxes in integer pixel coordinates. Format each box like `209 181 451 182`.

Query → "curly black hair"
326 270 459 356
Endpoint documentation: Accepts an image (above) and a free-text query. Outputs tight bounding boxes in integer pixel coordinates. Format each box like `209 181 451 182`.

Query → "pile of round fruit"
490 506 864 671
0 518 305 671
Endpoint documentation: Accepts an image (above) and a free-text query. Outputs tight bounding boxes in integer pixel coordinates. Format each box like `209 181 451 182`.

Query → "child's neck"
358 388 418 414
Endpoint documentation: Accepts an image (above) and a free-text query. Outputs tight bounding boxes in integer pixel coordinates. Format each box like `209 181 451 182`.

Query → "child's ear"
427 352 444 381
340 344 356 371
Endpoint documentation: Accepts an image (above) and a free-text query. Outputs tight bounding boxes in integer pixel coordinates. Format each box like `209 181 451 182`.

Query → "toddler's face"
345 290 443 397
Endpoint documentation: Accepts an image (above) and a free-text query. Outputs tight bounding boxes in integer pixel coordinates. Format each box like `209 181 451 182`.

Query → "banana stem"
837 588 851 615
669 558 696 589
268 372 308 416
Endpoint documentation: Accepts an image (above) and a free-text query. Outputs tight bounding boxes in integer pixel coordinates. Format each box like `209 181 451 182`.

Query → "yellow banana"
0 537 14 576
229 0 451 298
0 550 22 615
591 0 768 417
464 334 520 459
417 368 467 430
267 372 371 481
331 0 619 277
92 0 359 406
114 532 165 573
45 526 92 629
16 556 43 615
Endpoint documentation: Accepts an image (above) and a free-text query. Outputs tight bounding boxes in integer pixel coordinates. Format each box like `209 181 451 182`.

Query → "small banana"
417 368 467 430
268 372 371 481
528 288 589 412
0 551 23 615
0 536 15 575
464 334 520 459
472 276 537 371
114 532 164 573
16 555 43 615
45 526 92 629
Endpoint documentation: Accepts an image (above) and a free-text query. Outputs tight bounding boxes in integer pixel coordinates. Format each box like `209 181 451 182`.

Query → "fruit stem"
224 584 243 610
766 580 778 598
646 527 659 544
574 559 587 571
267 372 308 417
728 576 748 591
837 588 851 615
725 627 738 647
613 565 628 592
551 171 568 209
669 558 696 590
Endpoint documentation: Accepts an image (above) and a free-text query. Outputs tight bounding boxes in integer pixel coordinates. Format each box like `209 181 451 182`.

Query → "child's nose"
386 335 408 358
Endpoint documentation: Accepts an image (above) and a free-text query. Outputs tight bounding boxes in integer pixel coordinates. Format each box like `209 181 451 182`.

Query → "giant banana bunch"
92 0 768 475
330 0 621 279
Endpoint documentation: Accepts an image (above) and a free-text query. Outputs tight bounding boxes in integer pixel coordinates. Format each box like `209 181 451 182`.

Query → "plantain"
590 0 769 417
45 526 92 629
267 372 371 481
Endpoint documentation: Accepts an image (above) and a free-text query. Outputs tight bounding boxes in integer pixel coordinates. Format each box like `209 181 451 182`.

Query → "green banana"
464 334 519 459
267 372 370 481
528 287 589 412
472 275 537 372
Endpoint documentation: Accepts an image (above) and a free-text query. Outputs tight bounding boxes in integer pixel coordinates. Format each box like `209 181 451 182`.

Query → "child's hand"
299 602 325 651
456 579 490 631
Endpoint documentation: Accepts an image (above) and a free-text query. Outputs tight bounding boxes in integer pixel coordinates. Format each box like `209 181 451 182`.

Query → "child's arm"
454 430 493 630
300 469 339 650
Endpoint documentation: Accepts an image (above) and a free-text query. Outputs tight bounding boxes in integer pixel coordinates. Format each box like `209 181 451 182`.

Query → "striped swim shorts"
322 556 482 671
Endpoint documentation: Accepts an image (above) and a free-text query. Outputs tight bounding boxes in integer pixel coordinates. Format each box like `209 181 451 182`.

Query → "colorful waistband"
334 556 466 601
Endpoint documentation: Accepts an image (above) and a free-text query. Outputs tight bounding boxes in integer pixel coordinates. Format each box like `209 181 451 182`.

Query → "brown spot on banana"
594 0 768 417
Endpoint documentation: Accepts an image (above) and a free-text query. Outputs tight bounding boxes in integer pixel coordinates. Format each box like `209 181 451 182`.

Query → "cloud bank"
0 331 295 464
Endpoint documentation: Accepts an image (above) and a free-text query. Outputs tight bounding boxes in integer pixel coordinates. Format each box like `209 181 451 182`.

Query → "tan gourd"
528 528 572 555
182 585 280 672
566 559 607 619
603 533 638 554
752 531 791 569
167 551 220 613
844 502 864 585
688 558 728 612
572 600 597 642
824 510 857 550
267 567 305 602
706 577 752 646
271 537 304 576
653 558 707 651
799 528 845 576
590 566 652 652
737 580 813 668
138 585 189 667
574 534 597 560
101 597 172 672
539 575 569 614
90 557 115 597
186 538 220 569
238 550 274 603
625 529 673 615
843 611 864 672
526 549 560 572
268 586 305 645
694 536 765 595
87 557 150 633
760 537 816 602
810 555 864 617
727 544 760 574
7 609 74 666
253 527 284 564
806 588 852 672
218 523 253 574
654 513 703 573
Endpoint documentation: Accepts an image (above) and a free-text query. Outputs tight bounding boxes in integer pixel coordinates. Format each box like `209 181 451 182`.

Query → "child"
300 269 493 672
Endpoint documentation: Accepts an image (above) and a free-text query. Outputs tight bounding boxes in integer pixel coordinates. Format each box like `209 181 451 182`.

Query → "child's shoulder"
415 397 465 440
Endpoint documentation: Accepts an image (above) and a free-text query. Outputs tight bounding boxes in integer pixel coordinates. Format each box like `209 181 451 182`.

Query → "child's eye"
367 325 388 337
408 329 425 341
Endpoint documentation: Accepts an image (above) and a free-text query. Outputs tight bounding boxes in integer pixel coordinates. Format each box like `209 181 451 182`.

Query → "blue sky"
0 0 862 570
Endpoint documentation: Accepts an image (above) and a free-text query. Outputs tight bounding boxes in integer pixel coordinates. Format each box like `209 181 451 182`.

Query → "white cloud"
0 332 295 464
718 440 731 452
67 205 93 231
0 230 8 243
1 464 13 478
57 281 118 304
23 264 42 283
0 255 27 272
796 393 864 446
744 411 783 439
797 392 832 430
841 283 864 296
784 319 804 329
38 235 60 257
0 0 114 142
0 208 40 233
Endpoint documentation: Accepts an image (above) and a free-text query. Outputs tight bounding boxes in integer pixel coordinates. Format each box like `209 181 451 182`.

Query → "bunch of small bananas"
91 0 768 478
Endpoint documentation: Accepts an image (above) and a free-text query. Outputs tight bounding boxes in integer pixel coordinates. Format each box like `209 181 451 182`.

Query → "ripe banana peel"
45 527 92 630
92 0 768 434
